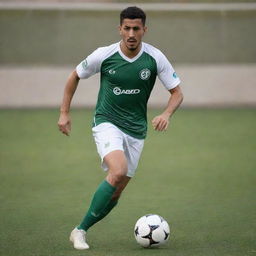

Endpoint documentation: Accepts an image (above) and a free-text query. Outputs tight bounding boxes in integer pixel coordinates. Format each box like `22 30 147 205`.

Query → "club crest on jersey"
139 68 151 80
109 69 116 75
113 87 140 96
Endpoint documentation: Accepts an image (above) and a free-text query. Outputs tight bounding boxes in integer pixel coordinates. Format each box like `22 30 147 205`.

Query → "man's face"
119 18 147 51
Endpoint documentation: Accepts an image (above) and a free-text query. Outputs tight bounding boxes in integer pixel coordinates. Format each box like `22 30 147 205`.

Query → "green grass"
0 108 255 256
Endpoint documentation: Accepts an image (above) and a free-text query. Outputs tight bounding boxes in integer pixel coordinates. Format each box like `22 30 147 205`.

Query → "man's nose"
129 29 135 37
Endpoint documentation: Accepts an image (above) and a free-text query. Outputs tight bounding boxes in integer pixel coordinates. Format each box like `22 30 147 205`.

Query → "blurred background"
0 0 255 108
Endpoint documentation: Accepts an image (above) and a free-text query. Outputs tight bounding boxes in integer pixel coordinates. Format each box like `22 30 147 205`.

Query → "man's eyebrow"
124 25 140 29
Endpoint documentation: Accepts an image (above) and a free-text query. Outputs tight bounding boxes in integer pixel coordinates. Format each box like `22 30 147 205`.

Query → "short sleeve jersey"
76 42 181 139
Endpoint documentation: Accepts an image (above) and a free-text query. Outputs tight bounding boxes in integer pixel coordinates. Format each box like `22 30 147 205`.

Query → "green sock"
77 180 116 231
99 199 118 219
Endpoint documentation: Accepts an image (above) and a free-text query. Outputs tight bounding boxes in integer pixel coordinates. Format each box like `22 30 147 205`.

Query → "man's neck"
120 41 142 59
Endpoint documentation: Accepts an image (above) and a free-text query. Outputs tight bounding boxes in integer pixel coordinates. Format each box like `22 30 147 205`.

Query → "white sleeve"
157 52 181 90
76 48 103 79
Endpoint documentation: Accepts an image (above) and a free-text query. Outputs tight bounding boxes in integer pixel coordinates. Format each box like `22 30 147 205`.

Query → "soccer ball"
134 214 170 248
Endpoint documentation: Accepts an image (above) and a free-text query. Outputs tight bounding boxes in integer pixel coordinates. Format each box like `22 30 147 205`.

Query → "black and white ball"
134 214 170 248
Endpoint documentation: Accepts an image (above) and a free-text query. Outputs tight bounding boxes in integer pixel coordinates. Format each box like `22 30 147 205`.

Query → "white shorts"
92 122 144 177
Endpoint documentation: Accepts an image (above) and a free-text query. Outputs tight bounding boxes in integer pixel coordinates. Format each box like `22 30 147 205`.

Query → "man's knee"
107 171 127 187
104 150 128 186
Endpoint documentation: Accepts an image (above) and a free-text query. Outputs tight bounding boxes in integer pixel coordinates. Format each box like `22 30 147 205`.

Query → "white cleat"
69 227 89 250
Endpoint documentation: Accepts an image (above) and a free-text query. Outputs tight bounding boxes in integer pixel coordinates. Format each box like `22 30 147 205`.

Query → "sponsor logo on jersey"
113 87 140 96
173 72 178 78
139 68 151 80
82 59 88 70
108 69 116 74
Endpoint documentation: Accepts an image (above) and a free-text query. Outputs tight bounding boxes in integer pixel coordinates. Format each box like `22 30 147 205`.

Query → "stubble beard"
126 41 141 52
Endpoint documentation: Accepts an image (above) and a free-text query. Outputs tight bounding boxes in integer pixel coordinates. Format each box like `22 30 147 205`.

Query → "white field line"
0 2 256 11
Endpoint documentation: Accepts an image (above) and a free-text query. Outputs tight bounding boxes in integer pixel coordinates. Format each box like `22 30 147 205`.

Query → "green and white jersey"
76 42 180 139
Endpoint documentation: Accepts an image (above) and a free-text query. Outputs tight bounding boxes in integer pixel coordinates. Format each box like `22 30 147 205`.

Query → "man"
58 6 183 250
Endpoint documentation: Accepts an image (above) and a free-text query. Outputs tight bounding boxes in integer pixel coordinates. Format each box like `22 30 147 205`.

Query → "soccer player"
58 6 183 250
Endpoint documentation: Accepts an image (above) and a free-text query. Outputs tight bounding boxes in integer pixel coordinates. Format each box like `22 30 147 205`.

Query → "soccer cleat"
69 227 89 250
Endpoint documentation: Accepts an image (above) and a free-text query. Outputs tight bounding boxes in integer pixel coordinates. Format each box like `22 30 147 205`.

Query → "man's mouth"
127 39 137 43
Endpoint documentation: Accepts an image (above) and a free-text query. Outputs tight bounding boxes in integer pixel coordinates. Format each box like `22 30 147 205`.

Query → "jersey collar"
118 42 144 63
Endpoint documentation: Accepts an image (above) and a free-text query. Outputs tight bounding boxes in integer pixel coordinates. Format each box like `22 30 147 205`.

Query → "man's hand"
58 112 71 136
152 86 183 132
57 70 80 136
152 113 170 132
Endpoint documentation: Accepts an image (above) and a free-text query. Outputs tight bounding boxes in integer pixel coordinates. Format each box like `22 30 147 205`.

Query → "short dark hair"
120 6 146 26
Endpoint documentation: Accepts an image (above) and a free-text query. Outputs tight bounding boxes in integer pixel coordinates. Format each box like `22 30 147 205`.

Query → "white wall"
1 64 255 108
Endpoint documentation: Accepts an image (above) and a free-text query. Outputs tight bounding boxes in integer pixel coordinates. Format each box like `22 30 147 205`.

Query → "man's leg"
99 175 131 219
78 150 128 231
70 150 130 250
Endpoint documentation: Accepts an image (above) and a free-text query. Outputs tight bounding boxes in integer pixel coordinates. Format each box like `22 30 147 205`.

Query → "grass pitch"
0 108 255 256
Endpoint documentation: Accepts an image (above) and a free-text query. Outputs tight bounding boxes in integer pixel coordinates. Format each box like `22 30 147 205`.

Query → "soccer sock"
99 199 118 219
78 199 118 231
77 180 116 231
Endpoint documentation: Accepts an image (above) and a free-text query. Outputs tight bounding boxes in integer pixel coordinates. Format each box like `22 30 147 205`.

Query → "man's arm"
152 85 183 132
58 70 80 136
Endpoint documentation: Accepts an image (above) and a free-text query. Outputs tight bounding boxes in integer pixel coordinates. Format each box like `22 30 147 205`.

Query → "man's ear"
118 25 122 35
